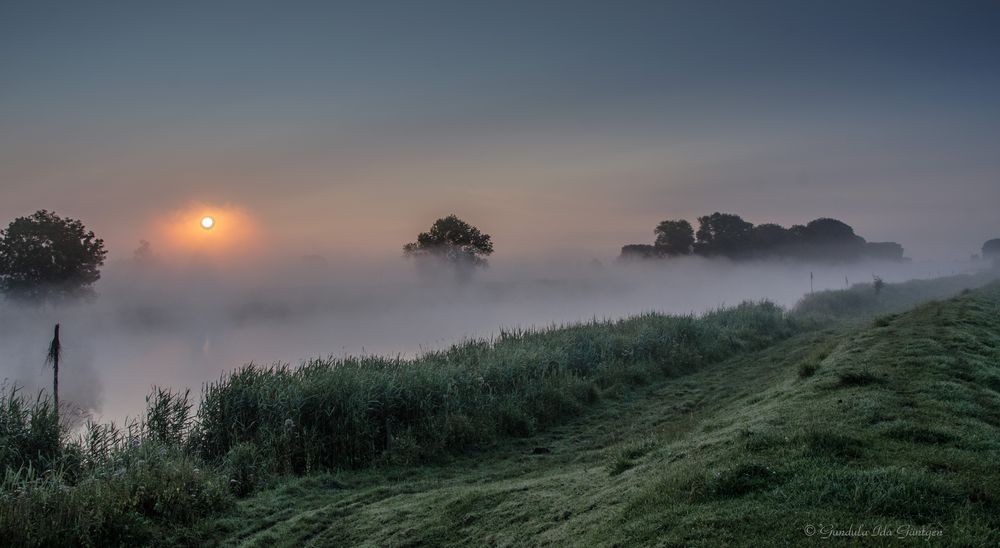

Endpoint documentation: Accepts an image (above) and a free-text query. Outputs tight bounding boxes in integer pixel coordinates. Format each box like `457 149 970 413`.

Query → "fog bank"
0 256 979 423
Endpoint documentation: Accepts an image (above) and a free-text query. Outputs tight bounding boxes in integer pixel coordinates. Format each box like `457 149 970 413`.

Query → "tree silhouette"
983 239 1000 260
694 212 754 257
621 213 904 263
133 239 155 266
984 238 1000 268
653 219 694 255
873 275 885 295
863 241 904 261
404 214 493 281
751 223 793 256
801 218 862 245
0 210 107 301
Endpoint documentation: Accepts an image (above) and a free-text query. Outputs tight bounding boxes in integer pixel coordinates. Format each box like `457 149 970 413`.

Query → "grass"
0 389 233 547
792 270 996 323
0 301 796 546
183 276 1000 547
192 301 795 473
1 269 998 545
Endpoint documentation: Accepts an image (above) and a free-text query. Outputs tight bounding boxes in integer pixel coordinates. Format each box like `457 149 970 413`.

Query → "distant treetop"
983 238 1000 259
404 214 494 282
694 213 754 257
654 219 694 255
620 212 905 263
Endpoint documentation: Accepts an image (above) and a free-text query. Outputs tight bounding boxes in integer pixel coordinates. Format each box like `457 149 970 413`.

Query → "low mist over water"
0 256 975 423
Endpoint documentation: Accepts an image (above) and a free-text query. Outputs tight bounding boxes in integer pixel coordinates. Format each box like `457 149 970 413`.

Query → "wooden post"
47 324 61 413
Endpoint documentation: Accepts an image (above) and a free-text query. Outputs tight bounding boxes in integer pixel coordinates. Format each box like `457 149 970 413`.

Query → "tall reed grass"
0 387 231 547
12 290 946 546
192 301 795 471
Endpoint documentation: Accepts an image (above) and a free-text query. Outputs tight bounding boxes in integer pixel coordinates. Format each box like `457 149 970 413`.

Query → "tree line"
620 212 907 263
3 209 1000 302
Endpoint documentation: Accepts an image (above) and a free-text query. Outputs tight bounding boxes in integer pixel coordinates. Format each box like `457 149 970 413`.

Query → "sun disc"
200 216 215 230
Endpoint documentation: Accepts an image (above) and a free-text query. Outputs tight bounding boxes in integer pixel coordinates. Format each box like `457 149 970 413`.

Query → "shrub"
224 442 264 497
122 444 231 523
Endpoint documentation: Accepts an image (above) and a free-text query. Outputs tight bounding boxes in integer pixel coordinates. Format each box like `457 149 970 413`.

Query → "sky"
2 0 999 262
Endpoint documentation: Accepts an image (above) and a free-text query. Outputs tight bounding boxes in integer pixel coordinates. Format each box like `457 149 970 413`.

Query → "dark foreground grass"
182 278 1000 547
0 389 233 547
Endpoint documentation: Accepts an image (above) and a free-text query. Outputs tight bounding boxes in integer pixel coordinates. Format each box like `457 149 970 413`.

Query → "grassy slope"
180 281 1000 547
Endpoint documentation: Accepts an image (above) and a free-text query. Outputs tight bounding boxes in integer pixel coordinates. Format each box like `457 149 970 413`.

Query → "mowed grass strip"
193 281 1000 547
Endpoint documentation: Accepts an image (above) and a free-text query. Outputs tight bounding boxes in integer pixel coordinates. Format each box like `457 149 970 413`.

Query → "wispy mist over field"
0 256 977 422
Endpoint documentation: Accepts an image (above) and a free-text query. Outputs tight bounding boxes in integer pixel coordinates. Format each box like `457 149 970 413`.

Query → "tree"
403 214 494 280
694 212 754 257
793 218 866 260
983 239 1000 261
653 219 694 255
751 223 793 256
873 275 885 295
863 242 904 261
133 239 155 265
0 210 107 301
801 218 864 246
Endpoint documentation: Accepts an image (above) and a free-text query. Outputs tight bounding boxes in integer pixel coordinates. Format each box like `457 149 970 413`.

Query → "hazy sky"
2 0 998 261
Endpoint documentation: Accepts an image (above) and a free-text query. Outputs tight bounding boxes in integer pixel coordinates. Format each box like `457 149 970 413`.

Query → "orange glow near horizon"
153 203 261 260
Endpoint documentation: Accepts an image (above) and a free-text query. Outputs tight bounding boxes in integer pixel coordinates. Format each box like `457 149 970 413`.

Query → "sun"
155 203 260 259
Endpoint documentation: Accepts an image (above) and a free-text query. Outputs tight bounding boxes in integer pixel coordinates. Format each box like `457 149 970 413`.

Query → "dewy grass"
0 300 795 546
186 277 1000 547
0 389 232 547
192 300 796 471
2 272 998 546
792 270 996 323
